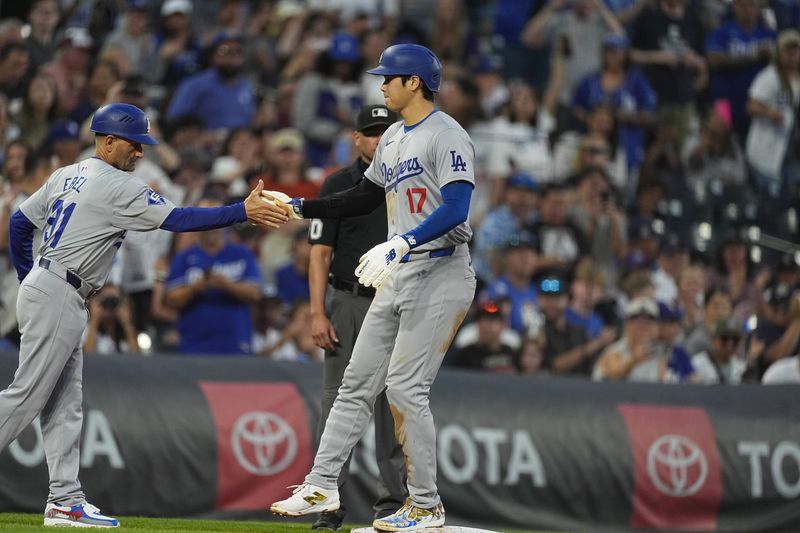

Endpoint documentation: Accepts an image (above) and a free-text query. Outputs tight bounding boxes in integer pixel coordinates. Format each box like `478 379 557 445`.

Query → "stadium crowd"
0 0 799 385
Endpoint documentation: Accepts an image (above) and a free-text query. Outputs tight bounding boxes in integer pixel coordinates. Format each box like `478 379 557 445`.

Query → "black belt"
329 275 376 298
39 258 95 298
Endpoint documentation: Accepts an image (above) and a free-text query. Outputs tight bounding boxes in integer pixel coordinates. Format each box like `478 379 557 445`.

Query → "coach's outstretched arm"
160 180 289 231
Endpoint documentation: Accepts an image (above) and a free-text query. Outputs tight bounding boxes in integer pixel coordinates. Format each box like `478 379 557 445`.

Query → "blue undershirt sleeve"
401 181 472 249
160 202 247 232
9 209 36 282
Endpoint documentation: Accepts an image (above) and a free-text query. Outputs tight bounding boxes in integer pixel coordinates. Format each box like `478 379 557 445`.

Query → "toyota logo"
231 412 297 476
646 434 708 497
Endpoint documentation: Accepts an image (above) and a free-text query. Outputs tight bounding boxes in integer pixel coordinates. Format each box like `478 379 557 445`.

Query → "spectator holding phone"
750 253 800 376
83 284 139 355
164 198 263 355
569 169 627 285
683 286 733 356
593 296 660 381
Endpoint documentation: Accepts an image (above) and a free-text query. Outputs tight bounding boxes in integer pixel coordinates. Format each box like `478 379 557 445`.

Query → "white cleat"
270 483 340 517
43 502 119 528
372 501 445 531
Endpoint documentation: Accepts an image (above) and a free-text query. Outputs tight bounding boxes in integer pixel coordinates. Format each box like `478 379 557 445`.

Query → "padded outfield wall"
0 353 798 532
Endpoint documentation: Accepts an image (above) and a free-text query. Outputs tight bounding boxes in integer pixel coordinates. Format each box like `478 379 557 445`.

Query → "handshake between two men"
260 189 409 290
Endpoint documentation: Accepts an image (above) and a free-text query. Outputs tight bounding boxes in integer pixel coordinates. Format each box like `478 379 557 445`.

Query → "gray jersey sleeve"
111 178 176 231
365 123 400 188
18 174 56 230
364 154 382 189
429 128 475 189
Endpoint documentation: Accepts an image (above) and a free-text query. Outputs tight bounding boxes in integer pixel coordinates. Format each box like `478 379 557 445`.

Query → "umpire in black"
307 104 407 530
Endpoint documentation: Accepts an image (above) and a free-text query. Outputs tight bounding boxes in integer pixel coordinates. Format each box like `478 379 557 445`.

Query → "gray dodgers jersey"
19 157 176 290
364 110 474 250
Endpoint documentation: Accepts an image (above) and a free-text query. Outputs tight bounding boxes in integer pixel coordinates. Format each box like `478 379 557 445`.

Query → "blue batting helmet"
90 103 158 145
366 44 442 92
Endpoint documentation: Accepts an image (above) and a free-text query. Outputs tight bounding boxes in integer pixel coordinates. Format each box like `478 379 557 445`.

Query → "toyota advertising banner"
0 352 799 532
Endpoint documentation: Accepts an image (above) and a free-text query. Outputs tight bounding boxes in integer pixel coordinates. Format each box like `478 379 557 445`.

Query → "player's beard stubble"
118 154 138 172
116 142 143 172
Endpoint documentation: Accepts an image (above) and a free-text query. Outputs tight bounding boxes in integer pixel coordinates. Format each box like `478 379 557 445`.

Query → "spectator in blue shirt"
482 232 541 336
166 32 255 131
566 261 607 338
658 301 695 382
275 228 311 306
473 173 539 282
572 34 657 173
164 199 262 355
705 0 776 140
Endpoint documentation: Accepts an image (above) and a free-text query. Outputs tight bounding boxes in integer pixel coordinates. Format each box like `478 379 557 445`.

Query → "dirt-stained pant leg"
306 252 475 509
0 268 87 505
384 253 476 509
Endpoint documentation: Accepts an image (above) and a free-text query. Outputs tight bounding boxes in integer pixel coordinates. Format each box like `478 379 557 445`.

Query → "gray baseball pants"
320 286 407 519
0 266 87 506
306 249 476 509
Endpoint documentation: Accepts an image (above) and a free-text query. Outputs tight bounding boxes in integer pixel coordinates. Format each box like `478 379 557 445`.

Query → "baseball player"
308 104 408 530
269 44 477 532
0 103 288 528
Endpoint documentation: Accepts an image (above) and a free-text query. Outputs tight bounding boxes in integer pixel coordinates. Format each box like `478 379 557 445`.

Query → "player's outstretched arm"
264 178 385 220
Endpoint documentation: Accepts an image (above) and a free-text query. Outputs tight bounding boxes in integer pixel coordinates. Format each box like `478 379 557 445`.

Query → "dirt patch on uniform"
438 307 469 354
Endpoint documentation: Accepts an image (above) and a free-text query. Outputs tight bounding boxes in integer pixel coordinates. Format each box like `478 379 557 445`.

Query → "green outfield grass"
0 513 555 533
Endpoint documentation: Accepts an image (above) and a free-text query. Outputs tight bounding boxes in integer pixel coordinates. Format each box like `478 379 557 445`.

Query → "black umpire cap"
356 105 398 133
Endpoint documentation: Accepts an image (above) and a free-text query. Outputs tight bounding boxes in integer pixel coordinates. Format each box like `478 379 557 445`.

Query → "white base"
350 526 497 533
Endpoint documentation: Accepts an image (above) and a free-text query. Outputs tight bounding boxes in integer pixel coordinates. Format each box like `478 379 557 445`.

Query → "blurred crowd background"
0 0 799 385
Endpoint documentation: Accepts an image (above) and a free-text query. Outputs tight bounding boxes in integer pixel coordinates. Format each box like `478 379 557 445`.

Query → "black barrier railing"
1 352 798 532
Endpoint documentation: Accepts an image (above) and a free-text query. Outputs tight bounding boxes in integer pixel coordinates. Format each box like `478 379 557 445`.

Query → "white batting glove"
261 190 304 220
355 235 411 288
